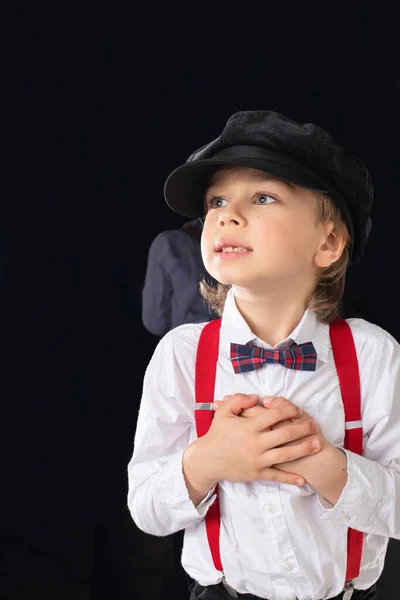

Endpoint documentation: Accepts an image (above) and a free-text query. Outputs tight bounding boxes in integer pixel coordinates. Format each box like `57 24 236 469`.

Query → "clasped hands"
183 392 347 505
207 393 338 489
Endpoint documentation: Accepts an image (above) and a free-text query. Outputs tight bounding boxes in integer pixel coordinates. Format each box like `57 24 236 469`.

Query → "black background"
2 3 400 599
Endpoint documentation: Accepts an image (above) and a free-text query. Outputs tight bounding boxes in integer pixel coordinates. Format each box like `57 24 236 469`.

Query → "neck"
233 284 313 347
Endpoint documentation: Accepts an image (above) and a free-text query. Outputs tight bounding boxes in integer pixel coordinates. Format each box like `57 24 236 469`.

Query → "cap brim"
164 156 330 218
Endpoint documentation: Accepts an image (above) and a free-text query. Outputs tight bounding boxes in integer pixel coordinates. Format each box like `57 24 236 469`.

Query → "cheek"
200 225 213 262
255 218 291 245
256 218 316 258
200 238 208 264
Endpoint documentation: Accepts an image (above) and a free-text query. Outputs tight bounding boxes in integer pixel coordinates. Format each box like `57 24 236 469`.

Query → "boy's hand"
212 395 347 505
269 409 347 498
193 393 320 485
213 395 327 475
183 393 321 506
237 396 347 503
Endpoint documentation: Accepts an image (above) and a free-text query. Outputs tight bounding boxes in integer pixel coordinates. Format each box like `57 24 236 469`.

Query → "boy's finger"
213 401 224 410
262 395 302 416
254 402 303 431
218 393 259 416
240 405 266 419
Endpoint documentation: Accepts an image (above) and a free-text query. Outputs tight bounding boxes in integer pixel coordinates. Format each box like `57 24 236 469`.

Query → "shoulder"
345 317 400 364
162 322 206 349
152 321 215 366
343 319 400 418
149 230 176 248
145 322 217 400
149 229 194 252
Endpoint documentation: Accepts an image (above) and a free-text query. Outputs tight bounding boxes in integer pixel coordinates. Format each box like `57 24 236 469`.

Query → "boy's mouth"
219 247 251 253
214 238 253 253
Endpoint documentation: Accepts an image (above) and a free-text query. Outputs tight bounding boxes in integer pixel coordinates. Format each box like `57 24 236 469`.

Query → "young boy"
127 110 400 600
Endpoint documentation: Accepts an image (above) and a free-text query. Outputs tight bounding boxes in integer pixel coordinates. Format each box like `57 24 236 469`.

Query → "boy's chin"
217 277 253 288
208 267 253 287
208 271 238 286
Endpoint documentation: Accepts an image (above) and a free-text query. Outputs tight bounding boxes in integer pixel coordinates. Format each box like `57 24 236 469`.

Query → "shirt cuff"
160 453 217 524
196 484 218 512
318 449 381 528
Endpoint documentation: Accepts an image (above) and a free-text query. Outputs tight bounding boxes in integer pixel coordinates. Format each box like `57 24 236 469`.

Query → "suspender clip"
222 574 239 598
343 580 354 599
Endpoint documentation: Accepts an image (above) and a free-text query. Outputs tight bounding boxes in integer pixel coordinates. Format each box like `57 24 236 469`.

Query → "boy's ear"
314 225 346 268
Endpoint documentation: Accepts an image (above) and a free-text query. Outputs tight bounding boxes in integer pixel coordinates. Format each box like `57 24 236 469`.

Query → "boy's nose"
218 215 240 227
217 208 245 227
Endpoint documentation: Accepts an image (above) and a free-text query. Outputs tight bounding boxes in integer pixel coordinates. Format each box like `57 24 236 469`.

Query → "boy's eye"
256 194 276 205
209 196 227 208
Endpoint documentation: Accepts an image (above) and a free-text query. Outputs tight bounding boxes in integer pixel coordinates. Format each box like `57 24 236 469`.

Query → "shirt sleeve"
141 233 172 336
319 326 400 539
127 326 216 536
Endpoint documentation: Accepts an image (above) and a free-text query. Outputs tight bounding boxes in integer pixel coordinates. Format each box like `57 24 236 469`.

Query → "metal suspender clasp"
222 574 239 598
343 580 354 599
345 420 362 431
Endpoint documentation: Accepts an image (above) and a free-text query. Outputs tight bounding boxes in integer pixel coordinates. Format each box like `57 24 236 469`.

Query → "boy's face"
201 166 332 293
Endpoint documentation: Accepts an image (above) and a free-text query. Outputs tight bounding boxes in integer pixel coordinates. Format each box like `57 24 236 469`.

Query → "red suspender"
329 317 364 582
194 318 223 572
194 316 363 583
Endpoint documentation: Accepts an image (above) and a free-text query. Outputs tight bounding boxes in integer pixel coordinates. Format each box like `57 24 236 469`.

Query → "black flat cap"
164 110 373 263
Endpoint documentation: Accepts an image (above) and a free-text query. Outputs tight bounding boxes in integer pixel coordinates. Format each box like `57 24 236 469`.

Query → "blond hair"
200 191 351 324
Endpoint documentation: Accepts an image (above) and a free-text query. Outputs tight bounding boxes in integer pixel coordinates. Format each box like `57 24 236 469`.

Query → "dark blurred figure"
142 218 217 337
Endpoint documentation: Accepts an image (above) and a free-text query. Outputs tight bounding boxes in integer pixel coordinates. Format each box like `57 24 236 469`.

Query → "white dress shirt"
128 288 400 600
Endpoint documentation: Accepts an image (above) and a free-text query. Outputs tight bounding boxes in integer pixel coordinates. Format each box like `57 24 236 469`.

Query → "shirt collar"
220 287 330 363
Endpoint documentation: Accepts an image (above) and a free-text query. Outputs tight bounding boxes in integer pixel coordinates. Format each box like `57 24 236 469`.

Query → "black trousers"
189 581 378 600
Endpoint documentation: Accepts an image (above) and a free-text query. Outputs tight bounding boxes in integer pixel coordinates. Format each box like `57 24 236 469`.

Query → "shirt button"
283 562 293 571
339 514 350 523
267 503 276 513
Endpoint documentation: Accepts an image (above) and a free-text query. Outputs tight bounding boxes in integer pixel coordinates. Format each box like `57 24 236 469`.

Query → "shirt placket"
256 363 309 599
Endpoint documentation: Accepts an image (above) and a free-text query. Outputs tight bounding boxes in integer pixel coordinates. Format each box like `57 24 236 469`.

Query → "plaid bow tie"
230 341 317 374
